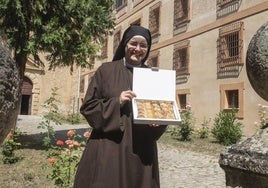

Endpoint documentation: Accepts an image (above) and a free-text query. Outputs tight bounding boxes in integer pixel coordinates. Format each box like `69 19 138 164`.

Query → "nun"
74 25 167 188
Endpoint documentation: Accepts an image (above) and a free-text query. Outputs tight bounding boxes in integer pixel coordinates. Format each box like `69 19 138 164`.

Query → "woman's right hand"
119 90 136 107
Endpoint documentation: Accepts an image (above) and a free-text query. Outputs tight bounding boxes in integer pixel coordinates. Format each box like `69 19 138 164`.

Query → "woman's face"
125 36 148 65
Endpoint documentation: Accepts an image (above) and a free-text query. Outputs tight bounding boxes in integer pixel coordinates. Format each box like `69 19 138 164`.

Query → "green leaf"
0 0 115 72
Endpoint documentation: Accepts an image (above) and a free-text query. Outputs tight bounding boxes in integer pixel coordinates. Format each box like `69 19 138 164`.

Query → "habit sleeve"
80 66 122 133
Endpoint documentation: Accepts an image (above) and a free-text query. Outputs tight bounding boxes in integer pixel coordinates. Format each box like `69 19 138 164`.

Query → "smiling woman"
74 25 168 188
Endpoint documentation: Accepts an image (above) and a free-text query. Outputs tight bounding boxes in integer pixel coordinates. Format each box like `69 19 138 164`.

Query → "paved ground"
158 144 225 188
16 115 226 188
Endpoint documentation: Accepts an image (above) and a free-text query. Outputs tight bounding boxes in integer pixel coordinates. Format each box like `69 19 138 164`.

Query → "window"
216 0 241 18
226 90 239 108
115 0 127 9
147 56 158 67
88 73 94 83
113 29 121 54
101 37 108 58
217 0 235 7
147 51 159 67
176 89 190 110
173 40 190 77
149 2 161 41
220 82 244 118
173 0 190 30
218 21 244 68
80 78 85 93
179 94 187 109
133 0 143 7
130 18 141 26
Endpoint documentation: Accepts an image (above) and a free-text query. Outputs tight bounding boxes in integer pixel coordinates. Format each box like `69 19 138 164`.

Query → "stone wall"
0 36 20 145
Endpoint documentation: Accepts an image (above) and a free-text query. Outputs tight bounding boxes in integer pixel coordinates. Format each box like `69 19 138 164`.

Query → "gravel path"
158 143 225 188
16 115 226 188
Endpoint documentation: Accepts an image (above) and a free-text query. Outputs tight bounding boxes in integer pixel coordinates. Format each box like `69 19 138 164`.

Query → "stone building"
80 0 268 136
22 0 267 136
23 56 81 116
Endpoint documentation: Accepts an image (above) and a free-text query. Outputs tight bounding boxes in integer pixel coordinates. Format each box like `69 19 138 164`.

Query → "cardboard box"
132 67 181 125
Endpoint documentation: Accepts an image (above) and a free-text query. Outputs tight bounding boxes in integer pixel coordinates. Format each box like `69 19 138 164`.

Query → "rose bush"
47 129 90 187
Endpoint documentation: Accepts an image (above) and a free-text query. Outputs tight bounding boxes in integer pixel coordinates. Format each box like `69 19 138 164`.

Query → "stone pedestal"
220 20 268 188
219 128 268 188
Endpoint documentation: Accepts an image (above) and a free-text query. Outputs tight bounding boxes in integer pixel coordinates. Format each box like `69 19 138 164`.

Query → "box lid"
132 67 181 125
132 67 176 100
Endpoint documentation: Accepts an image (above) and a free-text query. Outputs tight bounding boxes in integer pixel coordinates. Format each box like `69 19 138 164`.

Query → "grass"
0 134 56 188
159 132 226 157
0 148 56 188
0 127 226 188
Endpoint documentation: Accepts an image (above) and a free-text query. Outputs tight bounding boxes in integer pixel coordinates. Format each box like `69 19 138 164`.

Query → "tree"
0 0 115 79
0 0 115 144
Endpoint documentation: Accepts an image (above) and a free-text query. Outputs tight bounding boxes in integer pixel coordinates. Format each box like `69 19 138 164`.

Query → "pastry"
136 99 176 119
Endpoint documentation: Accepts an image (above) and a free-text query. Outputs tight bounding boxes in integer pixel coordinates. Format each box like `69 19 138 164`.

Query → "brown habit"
74 59 167 188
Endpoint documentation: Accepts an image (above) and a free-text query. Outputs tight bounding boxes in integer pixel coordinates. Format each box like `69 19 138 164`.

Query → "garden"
1 89 267 188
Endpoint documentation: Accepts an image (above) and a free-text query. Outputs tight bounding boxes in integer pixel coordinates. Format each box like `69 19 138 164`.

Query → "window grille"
149 5 160 36
101 37 108 58
216 0 241 18
217 0 235 8
149 2 161 39
113 30 121 54
173 40 190 76
174 0 190 29
218 22 244 68
115 0 127 9
147 50 159 67
80 78 85 93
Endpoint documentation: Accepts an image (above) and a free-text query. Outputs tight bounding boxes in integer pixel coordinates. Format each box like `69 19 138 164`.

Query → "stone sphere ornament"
246 21 268 101
220 22 268 188
0 36 20 145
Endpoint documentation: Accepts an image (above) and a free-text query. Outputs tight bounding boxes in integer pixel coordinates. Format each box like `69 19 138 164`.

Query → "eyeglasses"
127 41 148 50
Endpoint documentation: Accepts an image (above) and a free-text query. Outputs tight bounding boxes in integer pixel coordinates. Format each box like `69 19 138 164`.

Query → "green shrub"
257 104 268 129
198 117 210 139
38 87 62 148
171 105 195 141
1 129 21 164
66 113 81 124
211 110 243 146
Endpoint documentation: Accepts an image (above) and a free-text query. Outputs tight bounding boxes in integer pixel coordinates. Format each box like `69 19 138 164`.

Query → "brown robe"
74 59 167 188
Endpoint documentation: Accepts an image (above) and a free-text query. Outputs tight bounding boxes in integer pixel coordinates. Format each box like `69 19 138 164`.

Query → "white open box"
132 67 181 125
